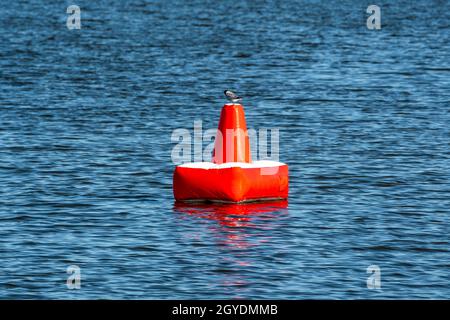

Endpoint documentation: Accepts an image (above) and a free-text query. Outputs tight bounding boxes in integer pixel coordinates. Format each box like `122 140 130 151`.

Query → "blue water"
1 0 449 299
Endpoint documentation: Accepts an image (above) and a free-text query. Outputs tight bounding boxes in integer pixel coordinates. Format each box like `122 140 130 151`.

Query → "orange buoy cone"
212 103 252 164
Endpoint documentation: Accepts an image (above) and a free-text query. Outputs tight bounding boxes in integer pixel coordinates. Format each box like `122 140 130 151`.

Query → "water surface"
0 0 449 299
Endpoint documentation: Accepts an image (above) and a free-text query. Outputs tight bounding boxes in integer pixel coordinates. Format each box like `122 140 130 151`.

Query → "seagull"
224 90 242 103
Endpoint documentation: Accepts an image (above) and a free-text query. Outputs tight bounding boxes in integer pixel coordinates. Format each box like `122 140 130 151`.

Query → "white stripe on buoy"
179 160 286 169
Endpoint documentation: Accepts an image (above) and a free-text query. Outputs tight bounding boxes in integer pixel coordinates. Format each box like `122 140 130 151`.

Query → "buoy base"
173 161 289 203
176 197 287 204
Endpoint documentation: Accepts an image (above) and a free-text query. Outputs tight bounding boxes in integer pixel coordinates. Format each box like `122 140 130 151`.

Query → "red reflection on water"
173 200 288 228
173 200 289 294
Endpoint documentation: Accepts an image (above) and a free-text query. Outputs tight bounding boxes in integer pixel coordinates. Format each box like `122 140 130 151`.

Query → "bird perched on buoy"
224 90 242 103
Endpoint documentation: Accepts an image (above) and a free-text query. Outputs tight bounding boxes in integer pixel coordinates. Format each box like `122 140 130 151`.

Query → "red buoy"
173 103 289 203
